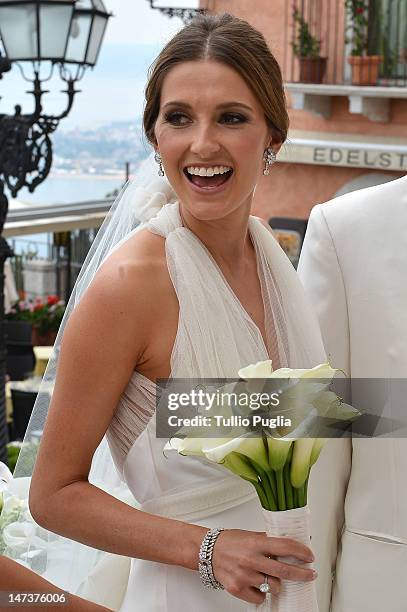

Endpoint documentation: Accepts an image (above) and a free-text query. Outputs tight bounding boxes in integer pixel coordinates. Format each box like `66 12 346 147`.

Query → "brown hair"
143 13 289 147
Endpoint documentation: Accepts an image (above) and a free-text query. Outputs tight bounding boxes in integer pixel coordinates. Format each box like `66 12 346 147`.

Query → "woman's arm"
29 246 207 569
0 556 111 611
29 240 316 606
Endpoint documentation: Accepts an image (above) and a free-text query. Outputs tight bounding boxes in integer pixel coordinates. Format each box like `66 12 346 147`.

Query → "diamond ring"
259 576 270 593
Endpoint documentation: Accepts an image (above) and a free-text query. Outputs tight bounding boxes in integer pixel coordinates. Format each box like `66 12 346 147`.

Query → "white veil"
1 150 178 596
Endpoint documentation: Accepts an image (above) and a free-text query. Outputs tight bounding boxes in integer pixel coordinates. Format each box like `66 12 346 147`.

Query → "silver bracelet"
198 527 225 590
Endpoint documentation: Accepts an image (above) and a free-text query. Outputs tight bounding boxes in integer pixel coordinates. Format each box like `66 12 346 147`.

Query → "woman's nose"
189 124 221 158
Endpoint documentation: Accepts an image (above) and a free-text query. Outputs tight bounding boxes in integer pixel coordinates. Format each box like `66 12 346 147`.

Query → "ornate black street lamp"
148 0 207 24
0 0 111 463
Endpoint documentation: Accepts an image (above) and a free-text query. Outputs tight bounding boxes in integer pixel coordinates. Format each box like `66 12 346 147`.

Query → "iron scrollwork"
148 2 206 24
0 73 78 199
157 7 206 22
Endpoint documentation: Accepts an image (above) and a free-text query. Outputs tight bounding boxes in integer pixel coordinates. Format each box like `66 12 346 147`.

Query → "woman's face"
153 59 278 221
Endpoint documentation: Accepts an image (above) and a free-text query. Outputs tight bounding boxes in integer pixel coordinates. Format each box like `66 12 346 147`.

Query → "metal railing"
6 199 113 224
9 229 98 302
284 0 407 86
6 199 115 303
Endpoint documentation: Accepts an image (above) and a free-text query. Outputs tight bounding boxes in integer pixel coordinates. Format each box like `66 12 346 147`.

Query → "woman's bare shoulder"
92 228 170 300
70 228 173 360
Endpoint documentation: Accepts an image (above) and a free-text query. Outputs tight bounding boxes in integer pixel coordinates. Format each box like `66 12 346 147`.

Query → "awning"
278 130 407 172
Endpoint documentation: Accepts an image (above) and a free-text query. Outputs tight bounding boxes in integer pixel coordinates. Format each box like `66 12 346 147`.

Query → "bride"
17 13 326 611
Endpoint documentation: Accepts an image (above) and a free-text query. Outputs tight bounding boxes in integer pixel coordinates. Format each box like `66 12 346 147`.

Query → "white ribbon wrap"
251 506 319 612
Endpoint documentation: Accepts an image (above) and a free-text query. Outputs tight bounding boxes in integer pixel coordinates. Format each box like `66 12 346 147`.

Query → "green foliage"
6 296 65 335
0 441 40 554
7 444 21 473
0 503 23 554
291 8 321 59
345 0 370 56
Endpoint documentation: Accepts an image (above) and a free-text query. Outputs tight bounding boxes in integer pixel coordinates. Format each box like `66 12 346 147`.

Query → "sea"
9 174 123 258
15 174 123 205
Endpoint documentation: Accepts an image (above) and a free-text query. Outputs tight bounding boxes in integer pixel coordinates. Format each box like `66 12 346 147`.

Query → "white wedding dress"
78 201 325 612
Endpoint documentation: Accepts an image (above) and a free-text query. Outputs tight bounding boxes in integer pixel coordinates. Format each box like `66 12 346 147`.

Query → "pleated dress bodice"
106 202 285 497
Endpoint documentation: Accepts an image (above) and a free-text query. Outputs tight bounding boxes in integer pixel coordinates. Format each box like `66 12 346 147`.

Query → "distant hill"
53 119 151 175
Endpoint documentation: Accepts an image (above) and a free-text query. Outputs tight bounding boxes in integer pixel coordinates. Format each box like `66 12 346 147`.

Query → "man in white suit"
297 175 407 612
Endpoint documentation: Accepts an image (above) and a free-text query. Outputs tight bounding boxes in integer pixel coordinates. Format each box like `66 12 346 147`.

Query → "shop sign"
279 139 407 171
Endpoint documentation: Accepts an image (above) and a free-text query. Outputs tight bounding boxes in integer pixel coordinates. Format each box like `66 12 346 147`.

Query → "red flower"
356 6 364 13
47 295 59 306
34 304 44 312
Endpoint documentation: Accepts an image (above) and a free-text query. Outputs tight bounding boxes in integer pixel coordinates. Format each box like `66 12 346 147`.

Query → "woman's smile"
183 164 234 194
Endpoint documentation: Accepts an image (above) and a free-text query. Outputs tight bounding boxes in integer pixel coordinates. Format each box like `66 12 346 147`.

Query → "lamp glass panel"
65 13 92 62
39 5 73 59
85 14 106 65
0 5 38 60
73 0 107 12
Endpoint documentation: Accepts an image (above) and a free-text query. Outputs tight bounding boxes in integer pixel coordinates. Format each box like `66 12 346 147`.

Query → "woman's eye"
163 111 247 126
220 113 247 125
164 112 190 126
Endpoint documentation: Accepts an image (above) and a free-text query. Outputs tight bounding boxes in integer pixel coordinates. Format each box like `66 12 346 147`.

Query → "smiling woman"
143 16 287 234
9 12 327 612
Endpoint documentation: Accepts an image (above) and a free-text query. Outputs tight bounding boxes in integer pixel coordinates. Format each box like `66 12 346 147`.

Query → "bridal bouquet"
167 362 359 612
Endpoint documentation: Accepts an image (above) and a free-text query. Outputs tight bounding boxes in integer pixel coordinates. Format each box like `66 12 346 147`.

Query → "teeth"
186 166 232 177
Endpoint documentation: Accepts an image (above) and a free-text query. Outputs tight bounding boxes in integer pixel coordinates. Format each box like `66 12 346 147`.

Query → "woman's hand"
212 529 316 605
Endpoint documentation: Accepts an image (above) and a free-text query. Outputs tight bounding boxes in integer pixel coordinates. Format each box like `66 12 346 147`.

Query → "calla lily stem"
284 461 294 510
249 460 277 511
276 469 286 511
266 470 277 501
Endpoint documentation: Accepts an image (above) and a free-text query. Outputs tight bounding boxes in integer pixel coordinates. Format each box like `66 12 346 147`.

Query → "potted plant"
345 0 382 85
4 302 36 380
6 295 65 347
30 296 65 345
291 8 327 83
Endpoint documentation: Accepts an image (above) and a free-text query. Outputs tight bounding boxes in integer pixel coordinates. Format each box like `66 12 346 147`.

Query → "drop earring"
263 147 277 176
154 151 165 176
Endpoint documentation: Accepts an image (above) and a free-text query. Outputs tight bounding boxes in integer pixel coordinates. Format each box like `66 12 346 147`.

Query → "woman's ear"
271 141 283 155
151 130 158 151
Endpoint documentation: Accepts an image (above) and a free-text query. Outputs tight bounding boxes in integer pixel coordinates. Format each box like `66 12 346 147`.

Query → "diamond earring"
154 151 165 176
263 147 277 176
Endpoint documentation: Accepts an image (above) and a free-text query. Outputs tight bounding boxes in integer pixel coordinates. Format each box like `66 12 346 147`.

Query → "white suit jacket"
298 175 407 612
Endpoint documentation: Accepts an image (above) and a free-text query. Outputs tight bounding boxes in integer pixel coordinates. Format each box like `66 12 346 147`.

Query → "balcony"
284 0 407 122
5 199 114 303
148 0 207 22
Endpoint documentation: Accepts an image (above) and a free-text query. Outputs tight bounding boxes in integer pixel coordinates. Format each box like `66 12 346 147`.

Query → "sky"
1 0 189 129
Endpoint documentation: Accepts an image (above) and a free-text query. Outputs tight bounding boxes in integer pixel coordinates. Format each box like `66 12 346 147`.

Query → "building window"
369 0 407 81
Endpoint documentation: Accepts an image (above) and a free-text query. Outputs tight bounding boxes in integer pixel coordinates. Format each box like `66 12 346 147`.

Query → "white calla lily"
222 452 258 483
0 461 13 487
238 360 274 394
203 435 269 471
165 437 206 457
268 363 338 380
310 438 327 466
267 437 292 471
290 438 315 488
238 359 273 379
0 461 13 515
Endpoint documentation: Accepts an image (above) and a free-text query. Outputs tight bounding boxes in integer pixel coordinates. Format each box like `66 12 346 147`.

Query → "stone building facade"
203 0 407 221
